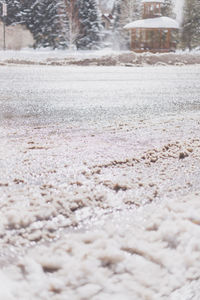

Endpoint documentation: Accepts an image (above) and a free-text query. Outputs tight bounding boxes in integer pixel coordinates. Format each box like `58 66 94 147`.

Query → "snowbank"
0 49 200 66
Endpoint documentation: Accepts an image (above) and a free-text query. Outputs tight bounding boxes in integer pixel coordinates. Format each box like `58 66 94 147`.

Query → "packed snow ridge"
0 49 200 66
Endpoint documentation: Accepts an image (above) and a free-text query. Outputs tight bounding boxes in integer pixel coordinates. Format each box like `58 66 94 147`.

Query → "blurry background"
0 0 199 51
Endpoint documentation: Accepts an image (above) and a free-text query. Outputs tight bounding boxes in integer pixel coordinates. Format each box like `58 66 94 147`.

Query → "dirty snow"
0 49 200 66
0 65 200 299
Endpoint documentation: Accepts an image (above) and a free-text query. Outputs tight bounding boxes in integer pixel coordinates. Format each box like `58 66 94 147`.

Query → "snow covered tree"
76 0 102 50
113 0 141 49
1 0 103 50
19 0 37 28
181 0 200 50
112 0 121 48
161 0 175 19
1 0 21 26
23 0 68 49
160 0 178 49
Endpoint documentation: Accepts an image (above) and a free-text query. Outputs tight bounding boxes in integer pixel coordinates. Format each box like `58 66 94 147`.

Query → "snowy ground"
0 49 200 66
0 65 200 299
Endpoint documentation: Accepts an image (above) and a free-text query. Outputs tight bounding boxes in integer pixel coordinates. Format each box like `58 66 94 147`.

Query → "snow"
0 48 119 63
0 65 200 299
0 49 200 67
124 16 179 29
142 0 164 3
1 194 200 299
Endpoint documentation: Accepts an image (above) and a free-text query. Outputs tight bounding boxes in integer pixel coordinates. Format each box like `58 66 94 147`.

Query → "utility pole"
1 2 7 50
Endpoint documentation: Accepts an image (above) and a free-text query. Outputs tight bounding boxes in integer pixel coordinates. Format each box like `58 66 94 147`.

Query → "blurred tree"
1 0 21 25
161 0 175 19
22 0 68 49
1 0 103 50
113 0 141 49
181 0 200 50
76 0 102 50
161 0 178 49
112 0 121 49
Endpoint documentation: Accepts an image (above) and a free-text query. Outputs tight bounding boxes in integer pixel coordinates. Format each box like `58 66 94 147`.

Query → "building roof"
141 0 164 3
124 17 179 30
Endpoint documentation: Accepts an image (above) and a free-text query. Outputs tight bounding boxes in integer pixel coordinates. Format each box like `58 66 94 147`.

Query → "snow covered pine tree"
181 0 200 50
161 0 178 49
112 0 122 49
76 0 102 50
21 0 68 49
2 0 21 25
2 0 102 50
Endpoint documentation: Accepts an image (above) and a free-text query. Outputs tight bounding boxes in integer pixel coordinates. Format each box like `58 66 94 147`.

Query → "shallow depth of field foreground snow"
0 65 200 299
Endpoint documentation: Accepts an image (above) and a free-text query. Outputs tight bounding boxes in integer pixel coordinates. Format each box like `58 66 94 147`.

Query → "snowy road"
0 65 200 299
0 65 200 126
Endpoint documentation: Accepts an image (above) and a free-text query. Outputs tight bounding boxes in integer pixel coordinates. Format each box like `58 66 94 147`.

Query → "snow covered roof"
141 0 164 3
124 17 179 30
